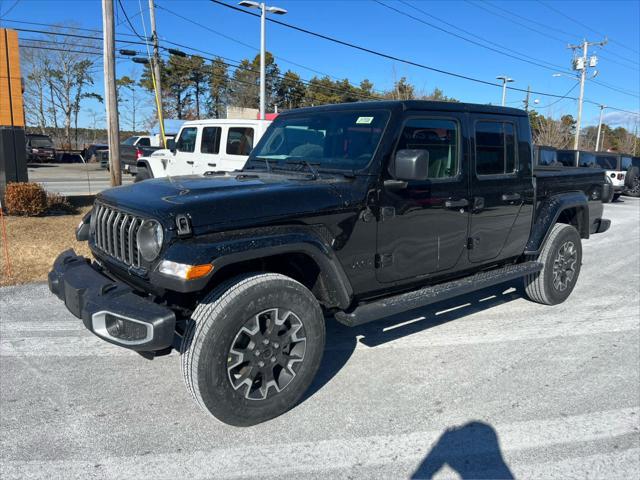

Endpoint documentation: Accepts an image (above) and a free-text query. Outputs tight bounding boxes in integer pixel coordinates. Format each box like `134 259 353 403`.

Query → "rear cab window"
595 155 618 170
578 152 598 167
227 127 254 156
475 121 517 176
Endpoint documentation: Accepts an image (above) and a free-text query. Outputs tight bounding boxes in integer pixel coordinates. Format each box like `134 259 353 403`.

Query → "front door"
376 115 470 284
166 126 198 176
468 117 532 263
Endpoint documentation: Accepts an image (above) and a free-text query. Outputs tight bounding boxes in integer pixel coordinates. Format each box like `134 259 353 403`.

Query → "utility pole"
524 85 531 111
595 104 606 151
148 0 165 146
102 0 121 186
568 38 607 150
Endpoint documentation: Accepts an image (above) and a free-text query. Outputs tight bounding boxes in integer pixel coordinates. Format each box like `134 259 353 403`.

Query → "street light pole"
259 2 266 120
496 76 514 106
239 1 287 120
595 104 606 151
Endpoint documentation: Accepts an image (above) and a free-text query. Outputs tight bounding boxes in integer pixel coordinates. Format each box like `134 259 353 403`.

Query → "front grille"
93 203 143 267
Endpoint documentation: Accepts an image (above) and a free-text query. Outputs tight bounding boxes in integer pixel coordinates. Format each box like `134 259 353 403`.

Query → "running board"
334 261 543 327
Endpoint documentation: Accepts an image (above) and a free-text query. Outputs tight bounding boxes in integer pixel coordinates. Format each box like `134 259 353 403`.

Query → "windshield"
122 136 139 146
247 110 390 171
30 137 53 148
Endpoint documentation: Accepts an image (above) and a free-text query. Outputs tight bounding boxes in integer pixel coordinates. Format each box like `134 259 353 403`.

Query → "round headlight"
136 219 164 262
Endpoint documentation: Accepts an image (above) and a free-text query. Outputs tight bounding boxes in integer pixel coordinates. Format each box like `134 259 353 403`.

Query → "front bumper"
48 250 176 351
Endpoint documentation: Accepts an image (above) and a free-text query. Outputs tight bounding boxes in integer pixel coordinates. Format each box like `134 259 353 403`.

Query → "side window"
596 155 617 170
475 121 517 176
538 149 556 166
579 152 597 167
176 127 197 153
394 118 459 179
620 157 632 170
137 137 150 147
226 127 254 156
201 127 222 154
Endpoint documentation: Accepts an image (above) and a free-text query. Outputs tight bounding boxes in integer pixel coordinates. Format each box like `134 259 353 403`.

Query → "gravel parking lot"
1 197 638 479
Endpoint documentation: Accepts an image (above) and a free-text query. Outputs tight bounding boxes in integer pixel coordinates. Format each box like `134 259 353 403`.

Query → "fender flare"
525 191 589 255
152 228 354 309
136 156 167 178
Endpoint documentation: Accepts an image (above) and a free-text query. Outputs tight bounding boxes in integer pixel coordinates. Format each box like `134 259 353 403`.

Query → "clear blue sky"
1 0 639 130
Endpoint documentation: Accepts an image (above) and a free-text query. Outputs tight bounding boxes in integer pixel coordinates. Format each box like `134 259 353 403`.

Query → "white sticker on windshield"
356 116 374 124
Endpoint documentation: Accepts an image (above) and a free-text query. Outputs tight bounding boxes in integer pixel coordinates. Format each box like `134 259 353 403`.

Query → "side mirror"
391 149 430 181
166 138 176 153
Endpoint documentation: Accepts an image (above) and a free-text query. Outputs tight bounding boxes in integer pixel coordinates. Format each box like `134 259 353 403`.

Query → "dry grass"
0 207 92 287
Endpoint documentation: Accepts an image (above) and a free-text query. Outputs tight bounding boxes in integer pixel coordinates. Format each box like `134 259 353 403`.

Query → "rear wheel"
524 223 582 305
181 273 325 426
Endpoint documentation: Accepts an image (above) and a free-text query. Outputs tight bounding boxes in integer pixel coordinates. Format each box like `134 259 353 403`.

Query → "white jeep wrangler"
135 119 271 181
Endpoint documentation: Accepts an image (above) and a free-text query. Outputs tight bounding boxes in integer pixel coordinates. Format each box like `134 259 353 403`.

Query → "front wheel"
134 165 151 183
524 223 582 305
181 273 325 426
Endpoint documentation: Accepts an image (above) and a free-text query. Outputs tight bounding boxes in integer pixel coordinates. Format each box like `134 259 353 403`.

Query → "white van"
135 119 271 181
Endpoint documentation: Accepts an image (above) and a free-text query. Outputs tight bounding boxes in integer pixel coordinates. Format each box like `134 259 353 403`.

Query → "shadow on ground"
411 421 514 479
303 282 523 402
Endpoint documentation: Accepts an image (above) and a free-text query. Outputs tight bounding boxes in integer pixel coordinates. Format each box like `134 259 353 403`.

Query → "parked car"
25 134 56 163
49 101 610 426
134 119 271 181
622 156 640 197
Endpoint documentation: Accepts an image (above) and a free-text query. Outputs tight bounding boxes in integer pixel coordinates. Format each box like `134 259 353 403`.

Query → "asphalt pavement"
27 163 134 196
1 197 639 479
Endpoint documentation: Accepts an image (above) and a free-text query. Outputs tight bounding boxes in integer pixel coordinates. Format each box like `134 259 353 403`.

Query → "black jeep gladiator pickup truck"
49 101 610 426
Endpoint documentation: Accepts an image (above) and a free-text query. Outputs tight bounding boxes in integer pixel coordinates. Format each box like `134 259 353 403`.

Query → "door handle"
444 198 469 208
501 193 521 202
186 160 194 165
208 163 217 167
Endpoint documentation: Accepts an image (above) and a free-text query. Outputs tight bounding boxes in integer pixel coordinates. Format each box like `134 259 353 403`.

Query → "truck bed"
534 166 604 199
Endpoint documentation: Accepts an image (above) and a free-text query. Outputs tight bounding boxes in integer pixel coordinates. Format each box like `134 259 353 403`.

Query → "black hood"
97 172 359 232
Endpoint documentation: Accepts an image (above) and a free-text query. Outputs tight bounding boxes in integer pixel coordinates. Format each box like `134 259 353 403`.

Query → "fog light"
105 314 148 341
158 260 213 280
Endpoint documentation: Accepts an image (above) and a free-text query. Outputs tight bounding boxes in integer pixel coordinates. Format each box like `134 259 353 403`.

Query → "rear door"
193 126 223 174
468 116 533 263
217 126 255 172
376 114 470 283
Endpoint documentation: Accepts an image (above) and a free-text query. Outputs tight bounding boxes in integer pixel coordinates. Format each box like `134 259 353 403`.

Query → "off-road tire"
181 273 325 426
134 166 151 183
524 223 582 305
624 166 640 197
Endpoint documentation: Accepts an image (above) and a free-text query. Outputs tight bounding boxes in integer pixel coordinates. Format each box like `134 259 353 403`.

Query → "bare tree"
20 27 101 149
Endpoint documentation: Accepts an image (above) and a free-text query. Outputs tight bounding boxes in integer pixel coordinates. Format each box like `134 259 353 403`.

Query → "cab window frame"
226 127 255 156
200 126 222 155
473 119 519 179
175 127 198 153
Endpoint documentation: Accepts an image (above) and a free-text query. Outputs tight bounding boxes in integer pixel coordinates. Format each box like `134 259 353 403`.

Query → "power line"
209 0 584 100
536 0 639 56
0 0 21 19
465 0 639 71
155 2 372 89
375 0 570 74
117 0 147 42
535 83 579 109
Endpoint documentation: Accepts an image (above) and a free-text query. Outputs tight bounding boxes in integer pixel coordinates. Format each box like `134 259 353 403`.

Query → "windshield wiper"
251 156 273 173
285 160 320 180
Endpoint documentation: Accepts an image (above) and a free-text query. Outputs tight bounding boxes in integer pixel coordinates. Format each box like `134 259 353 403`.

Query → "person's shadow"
412 421 514 479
